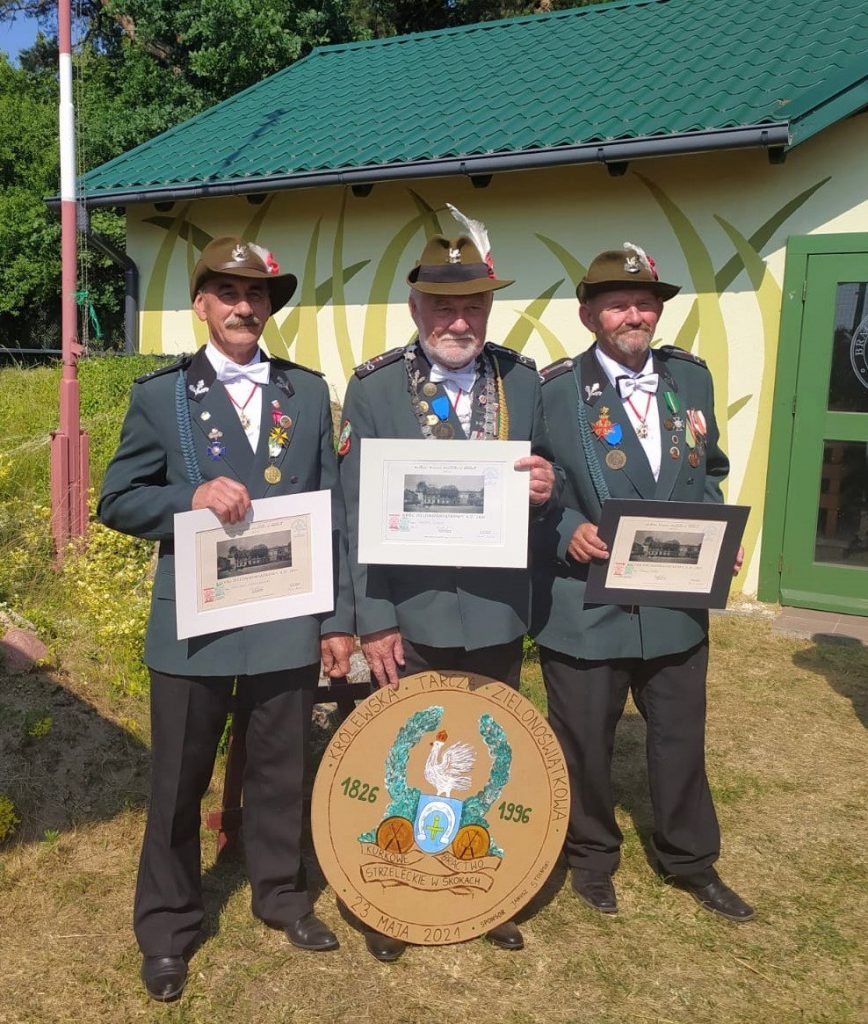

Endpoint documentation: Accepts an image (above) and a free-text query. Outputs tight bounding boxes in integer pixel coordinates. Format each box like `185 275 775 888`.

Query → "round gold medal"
605 449 627 470
432 423 454 439
422 382 438 397
264 464 282 484
312 672 570 945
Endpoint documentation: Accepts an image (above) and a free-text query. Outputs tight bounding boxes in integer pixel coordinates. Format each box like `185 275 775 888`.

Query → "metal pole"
51 0 89 554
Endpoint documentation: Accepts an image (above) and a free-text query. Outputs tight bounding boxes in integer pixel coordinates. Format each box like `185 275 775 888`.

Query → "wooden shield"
312 671 569 945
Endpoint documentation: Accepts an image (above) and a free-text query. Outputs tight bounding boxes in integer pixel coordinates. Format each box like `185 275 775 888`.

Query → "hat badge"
231 243 249 262
624 254 641 274
447 247 462 264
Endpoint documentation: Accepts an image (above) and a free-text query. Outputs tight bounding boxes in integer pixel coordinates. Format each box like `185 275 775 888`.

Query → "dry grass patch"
0 615 866 1024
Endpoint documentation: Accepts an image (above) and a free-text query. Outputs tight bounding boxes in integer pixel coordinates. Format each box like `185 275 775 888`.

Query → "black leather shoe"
364 932 406 962
284 912 339 951
571 868 618 914
486 920 524 950
674 871 755 922
141 955 187 1002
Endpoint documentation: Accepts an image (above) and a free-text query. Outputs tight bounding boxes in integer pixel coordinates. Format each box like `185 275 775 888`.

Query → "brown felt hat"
190 236 297 310
407 235 513 295
577 246 680 302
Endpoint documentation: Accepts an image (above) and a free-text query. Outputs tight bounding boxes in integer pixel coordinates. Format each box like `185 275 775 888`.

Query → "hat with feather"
190 236 298 310
577 243 680 302
407 205 514 294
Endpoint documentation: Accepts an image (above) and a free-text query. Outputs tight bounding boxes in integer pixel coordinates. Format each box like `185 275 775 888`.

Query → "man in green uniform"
99 237 355 1001
339 212 557 960
532 245 752 922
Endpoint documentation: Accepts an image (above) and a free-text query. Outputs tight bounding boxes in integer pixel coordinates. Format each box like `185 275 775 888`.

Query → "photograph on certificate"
385 461 505 545
585 498 749 609
174 490 334 639
358 438 531 567
195 515 313 613
606 516 726 593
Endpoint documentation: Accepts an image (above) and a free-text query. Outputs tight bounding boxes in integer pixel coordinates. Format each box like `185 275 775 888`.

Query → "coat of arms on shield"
311 672 570 946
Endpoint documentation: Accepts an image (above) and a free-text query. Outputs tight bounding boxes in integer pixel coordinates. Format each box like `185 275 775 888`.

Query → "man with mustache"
99 237 355 1001
532 246 752 923
338 212 557 961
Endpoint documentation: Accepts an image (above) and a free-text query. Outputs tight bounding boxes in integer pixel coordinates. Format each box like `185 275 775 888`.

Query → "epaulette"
353 346 405 379
271 356 323 377
486 342 536 370
134 355 192 384
656 345 707 368
538 357 574 384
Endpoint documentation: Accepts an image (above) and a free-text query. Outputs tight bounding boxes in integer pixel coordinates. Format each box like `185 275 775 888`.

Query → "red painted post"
50 0 89 554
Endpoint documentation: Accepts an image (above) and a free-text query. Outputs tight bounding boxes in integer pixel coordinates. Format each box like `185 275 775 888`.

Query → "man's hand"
733 544 745 577
514 455 555 506
567 522 609 564
192 477 251 524
320 633 354 678
361 628 405 690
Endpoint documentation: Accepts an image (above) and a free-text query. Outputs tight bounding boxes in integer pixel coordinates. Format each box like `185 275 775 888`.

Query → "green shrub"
0 794 19 843
0 356 161 698
23 710 53 740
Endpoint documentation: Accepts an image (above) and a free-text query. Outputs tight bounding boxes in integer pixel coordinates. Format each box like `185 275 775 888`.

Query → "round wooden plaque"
312 671 570 945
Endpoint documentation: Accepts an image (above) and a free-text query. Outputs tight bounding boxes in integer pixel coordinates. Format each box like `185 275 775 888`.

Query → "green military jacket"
339 342 557 651
98 347 354 677
531 343 729 661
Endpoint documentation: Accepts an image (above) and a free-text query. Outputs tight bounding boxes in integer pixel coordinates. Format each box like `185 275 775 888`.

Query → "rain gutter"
66 123 792 209
78 208 139 353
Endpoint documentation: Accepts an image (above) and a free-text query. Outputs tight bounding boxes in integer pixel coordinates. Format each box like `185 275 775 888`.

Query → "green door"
779 252 868 615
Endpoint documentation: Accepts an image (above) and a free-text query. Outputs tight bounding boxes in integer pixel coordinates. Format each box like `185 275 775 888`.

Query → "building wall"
126 114 868 594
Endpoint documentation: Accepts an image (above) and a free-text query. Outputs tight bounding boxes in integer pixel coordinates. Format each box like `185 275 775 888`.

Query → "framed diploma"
357 438 531 568
173 491 334 639
584 499 749 609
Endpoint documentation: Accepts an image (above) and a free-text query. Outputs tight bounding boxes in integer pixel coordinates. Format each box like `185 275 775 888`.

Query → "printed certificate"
358 438 531 568
174 491 333 639
585 499 749 608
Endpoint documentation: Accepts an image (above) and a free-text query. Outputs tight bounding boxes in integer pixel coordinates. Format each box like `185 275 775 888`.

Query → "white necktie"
616 373 659 399
216 361 271 386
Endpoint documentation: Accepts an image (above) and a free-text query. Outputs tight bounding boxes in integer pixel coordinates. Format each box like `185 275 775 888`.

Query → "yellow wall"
127 113 868 593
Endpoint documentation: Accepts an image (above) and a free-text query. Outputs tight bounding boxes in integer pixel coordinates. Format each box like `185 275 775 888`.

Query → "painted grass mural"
138 176 830 582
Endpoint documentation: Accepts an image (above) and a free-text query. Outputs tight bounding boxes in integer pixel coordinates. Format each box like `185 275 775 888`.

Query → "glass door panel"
780 254 868 615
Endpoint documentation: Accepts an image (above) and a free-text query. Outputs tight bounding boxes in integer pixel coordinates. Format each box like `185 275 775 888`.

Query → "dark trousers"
400 636 524 691
135 665 318 956
540 641 720 878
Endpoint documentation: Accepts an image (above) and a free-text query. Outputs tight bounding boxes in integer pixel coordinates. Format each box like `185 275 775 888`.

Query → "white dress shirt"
429 361 478 436
594 346 661 481
205 342 267 452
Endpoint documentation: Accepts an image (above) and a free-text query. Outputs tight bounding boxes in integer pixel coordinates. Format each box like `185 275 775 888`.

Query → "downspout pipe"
78 207 139 353
65 123 792 209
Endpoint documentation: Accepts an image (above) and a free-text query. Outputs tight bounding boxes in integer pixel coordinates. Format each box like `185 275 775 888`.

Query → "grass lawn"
0 614 865 1024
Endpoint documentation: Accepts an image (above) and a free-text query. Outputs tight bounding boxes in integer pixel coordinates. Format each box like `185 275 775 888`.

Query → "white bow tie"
429 363 477 393
216 361 271 386
617 373 659 399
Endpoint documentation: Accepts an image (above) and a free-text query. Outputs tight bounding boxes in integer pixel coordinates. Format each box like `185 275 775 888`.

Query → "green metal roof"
79 0 868 206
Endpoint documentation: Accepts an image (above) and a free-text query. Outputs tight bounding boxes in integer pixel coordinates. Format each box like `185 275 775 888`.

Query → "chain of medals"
403 341 506 440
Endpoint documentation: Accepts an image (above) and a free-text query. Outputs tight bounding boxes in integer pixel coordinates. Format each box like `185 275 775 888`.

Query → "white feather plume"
447 203 492 262
623 241 652 274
